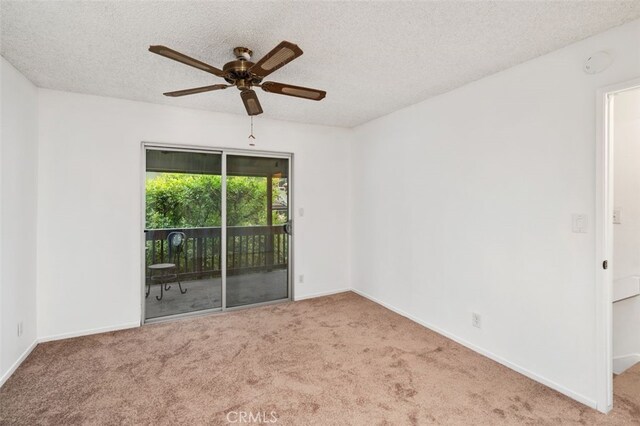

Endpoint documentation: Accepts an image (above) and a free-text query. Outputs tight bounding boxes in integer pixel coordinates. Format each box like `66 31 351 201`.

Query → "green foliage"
145 173 287 229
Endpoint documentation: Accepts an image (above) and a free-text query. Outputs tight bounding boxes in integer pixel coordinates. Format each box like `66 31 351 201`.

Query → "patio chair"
147 231 188 301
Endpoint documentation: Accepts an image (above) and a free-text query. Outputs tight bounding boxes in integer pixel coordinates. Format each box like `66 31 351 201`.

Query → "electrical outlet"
298 274 304 284
472 313 482 329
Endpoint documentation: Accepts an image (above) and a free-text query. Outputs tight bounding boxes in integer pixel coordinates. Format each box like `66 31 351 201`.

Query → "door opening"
595 78 640 413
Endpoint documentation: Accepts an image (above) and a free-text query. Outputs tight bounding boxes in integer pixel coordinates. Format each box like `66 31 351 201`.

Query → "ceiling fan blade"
149 45 225 77
261 82 326 101
240 90 263 116
163 84 230 97
249 41 303 78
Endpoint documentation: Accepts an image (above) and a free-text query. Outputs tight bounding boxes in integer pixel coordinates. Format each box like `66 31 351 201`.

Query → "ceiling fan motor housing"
221 47 262 88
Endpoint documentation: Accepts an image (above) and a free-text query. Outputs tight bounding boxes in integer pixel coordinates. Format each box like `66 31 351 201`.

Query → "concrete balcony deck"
144 269 288 319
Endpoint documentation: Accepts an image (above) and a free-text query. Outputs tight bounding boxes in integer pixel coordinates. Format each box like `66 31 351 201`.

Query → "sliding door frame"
140 142 293 324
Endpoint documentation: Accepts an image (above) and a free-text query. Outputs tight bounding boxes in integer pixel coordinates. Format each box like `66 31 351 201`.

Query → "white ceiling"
2 1 639 128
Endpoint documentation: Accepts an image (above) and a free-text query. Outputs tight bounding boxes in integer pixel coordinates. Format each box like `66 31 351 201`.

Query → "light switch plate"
613 208 621 224
572 214 588 233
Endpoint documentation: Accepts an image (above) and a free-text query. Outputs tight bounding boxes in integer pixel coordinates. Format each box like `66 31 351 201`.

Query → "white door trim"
595 76 640 413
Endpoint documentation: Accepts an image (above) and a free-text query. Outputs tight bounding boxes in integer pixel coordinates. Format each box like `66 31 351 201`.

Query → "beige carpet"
1 292 639 425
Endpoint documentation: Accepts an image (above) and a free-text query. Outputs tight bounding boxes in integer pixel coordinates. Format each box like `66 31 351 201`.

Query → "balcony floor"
144 269 288 320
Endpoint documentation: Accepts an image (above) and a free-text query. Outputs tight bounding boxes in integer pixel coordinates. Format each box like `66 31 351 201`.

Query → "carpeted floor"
1 292 639 425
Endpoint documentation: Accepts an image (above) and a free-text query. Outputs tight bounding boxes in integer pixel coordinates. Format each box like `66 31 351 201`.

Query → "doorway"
142 146 292 322
595 78 640 413
610 85 640 414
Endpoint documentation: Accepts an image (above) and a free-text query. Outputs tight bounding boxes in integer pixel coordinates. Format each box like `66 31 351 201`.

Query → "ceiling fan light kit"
149 41 326 116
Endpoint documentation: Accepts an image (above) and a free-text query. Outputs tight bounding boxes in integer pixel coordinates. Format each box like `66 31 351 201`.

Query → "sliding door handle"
284 221 293 235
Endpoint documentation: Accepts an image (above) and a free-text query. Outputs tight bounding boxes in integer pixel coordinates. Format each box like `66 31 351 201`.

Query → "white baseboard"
294 288 350 301
613 353 640 375
351 288 597 409
38 321 140 343
0 338 38 388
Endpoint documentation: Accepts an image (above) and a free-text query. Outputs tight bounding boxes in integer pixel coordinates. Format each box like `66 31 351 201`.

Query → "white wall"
351 19 640 407
36 90 352 340
0 57 39 384
612 87 640 370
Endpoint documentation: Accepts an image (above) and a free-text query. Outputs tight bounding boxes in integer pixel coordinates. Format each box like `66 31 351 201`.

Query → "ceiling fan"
149 41 326 116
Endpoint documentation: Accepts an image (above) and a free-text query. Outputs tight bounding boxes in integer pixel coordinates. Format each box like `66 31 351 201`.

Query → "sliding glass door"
143 148 291 322
226 155 290 308
144 149 223 320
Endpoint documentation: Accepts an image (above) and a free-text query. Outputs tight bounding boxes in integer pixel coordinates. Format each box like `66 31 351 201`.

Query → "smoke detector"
584 51 613 74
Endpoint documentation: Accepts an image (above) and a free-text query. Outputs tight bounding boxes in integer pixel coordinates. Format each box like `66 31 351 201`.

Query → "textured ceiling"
1 1 639 128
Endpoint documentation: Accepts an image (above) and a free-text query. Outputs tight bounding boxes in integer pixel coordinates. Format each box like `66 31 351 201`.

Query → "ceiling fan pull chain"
248 116 256 146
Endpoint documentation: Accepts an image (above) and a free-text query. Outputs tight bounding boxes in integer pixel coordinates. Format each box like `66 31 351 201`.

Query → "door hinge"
603 260 608 270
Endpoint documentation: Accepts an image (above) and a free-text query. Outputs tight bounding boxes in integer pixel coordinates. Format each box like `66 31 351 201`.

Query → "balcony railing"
145 225 288 283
